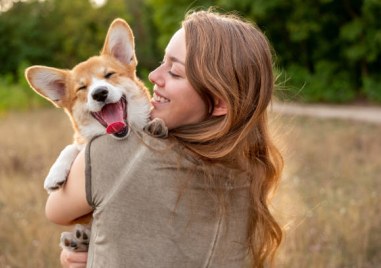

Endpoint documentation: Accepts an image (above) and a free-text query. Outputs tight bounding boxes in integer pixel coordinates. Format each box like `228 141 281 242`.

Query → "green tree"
219 0 381 103
146 0 216 50
1 0 380 105
0 0 128 75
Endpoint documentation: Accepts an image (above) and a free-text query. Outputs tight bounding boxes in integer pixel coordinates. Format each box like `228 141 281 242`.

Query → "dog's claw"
44 175 67 192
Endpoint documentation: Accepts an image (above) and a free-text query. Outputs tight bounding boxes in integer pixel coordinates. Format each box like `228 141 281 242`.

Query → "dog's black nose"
92 87 108 102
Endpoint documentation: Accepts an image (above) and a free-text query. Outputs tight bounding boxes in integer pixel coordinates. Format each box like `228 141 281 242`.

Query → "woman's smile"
152 91 170 104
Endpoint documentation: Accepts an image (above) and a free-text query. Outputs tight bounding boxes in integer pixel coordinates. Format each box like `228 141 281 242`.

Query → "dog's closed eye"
77 85 87 92
104 72 116 79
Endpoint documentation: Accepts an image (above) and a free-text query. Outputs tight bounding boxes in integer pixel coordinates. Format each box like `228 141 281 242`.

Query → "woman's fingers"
60 249 88 268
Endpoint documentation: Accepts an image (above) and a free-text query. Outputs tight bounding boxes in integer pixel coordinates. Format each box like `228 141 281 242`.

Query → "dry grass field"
0 108 380 267
0 109 72 268
272 113 381 268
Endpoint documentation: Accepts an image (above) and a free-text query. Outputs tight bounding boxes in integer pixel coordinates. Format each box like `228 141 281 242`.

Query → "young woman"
47 9 283 268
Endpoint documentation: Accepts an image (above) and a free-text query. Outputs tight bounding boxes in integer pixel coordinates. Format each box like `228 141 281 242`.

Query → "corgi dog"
25 19 151 191
25 18 166 252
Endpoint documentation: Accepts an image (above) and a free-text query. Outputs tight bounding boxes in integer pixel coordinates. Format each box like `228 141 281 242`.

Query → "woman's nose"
148 67 164 87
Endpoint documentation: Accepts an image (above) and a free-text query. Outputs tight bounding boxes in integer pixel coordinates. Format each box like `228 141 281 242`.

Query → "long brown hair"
169 10 283 267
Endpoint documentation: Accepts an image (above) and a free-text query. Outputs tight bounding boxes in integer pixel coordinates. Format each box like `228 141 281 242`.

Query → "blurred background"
0 0 380 267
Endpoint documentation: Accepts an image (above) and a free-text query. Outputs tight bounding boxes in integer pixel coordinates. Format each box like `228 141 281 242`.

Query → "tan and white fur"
25 19 155 251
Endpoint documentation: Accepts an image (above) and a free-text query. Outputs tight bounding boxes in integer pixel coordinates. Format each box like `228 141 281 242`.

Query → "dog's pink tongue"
106 122 126 134
101 103 126 134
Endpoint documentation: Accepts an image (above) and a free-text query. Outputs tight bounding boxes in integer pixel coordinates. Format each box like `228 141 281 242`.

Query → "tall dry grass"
0 108 380 267
272 114 381 267
0 109 72 268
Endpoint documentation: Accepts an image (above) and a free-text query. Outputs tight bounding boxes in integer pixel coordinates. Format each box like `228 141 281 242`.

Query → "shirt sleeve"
85 135 102 208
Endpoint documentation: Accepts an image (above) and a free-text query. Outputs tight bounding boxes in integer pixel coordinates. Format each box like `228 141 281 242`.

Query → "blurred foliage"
0 62 49 113
146 0 215 50
0 0 380 110
218 0 381 103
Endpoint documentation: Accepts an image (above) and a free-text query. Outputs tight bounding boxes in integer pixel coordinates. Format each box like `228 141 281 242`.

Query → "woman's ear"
211 98 227 116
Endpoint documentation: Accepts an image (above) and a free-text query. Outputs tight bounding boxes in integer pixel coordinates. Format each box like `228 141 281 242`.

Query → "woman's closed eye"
159 59 183 78
168 70 181 78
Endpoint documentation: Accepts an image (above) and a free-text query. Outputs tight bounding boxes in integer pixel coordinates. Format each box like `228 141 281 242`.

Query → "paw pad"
60 224 91 252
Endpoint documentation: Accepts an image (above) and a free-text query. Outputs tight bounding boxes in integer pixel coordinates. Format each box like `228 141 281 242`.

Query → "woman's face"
149 28 208 130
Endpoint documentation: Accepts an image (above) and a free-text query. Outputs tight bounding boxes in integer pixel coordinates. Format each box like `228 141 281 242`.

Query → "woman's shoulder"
88 128 166 149
87 129 249 189
86 128 183 162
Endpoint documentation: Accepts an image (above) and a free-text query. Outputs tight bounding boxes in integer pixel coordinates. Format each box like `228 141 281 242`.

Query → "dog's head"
25 19 151 143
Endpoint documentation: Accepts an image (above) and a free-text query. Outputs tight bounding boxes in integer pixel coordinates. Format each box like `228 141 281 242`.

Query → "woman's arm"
45 149 93 225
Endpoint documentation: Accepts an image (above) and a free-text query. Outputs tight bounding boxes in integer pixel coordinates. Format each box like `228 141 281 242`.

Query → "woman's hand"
60 249 88 268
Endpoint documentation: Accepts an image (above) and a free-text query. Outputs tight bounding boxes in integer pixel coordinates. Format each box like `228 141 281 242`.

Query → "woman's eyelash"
159 60 181 78
168 71 180 78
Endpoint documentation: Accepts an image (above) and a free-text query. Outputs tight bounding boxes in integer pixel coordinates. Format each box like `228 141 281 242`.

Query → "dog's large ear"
101 18 136 66
25 66 68 107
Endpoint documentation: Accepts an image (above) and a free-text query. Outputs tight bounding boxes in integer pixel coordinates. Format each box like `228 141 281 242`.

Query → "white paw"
44 164 71 192
44 144 80 193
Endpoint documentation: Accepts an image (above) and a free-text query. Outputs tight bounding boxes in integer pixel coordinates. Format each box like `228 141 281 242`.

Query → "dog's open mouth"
91 97 128 138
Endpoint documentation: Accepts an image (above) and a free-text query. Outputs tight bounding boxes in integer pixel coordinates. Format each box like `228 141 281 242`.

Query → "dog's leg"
44 143 80 192
60 224 91 252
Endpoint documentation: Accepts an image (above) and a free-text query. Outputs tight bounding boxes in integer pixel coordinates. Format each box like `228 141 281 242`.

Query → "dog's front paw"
143 118 168 138
60 224 91 252
44 144 80 193
44 167 68 192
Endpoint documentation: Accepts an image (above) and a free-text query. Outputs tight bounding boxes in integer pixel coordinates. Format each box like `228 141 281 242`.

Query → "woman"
48 9 283 268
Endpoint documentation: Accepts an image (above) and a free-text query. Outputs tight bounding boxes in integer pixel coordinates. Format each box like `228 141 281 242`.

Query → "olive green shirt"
85 130 250 267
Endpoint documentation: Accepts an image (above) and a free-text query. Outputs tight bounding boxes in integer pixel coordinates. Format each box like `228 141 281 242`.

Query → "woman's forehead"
164 28 186 62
